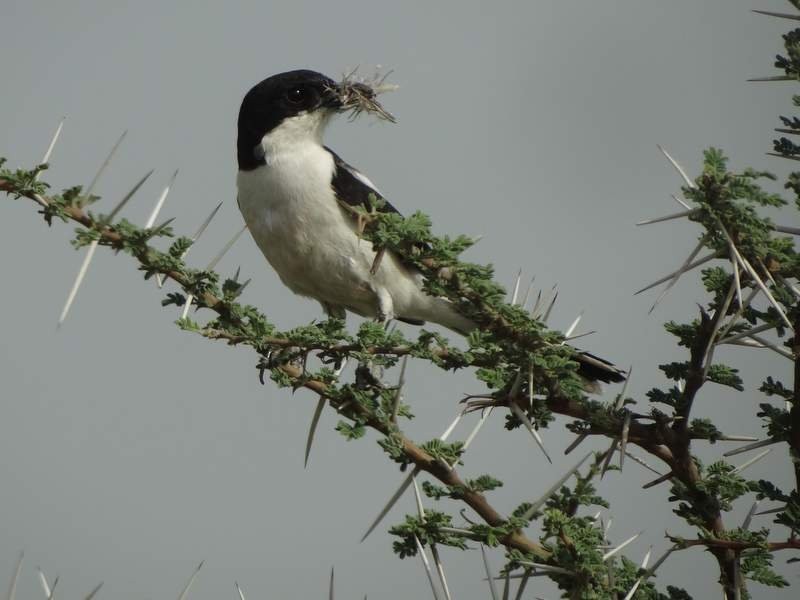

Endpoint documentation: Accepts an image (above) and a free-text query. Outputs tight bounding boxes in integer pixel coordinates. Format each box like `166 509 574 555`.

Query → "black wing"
325 147 425 326
326 146 404 217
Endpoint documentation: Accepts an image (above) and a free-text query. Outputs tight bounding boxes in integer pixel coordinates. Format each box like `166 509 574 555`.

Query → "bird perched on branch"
235 69 625 387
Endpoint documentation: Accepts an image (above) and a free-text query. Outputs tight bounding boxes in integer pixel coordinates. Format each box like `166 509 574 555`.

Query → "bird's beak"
322 85 344 109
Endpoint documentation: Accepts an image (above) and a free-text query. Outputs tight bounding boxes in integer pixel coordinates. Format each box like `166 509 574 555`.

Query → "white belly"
236 145 420 318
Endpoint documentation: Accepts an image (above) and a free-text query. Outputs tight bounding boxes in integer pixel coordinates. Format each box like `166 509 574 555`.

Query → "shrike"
236 69 625 385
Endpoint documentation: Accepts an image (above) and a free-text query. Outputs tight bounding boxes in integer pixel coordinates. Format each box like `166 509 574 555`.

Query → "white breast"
236 132 381 313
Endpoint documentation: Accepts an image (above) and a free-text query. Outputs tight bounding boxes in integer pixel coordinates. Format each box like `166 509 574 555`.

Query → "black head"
237 69 340 170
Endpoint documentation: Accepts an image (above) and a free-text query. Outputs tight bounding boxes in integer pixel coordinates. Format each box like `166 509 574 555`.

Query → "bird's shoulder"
324 146 403 217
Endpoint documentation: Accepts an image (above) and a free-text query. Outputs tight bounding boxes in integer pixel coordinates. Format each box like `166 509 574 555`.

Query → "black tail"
575 351 627 384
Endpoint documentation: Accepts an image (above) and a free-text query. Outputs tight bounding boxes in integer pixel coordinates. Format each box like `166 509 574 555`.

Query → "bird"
235 69 625 387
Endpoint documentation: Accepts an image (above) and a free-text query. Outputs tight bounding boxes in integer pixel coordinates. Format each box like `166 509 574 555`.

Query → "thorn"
602 531 642 561
158 201 223 287
390 355 409 422
207 224 248 271
304 397 326 468
752 9 800 21
84 582 103 600
624 450 662 475
480 546 499 600
754 505 784 516
723 438 778 457
642 471 674 489
530 289 543 318
7 551 23 600
732 448 772 474
600 439 618 479
565 330 596 342
719 322 777 345
564 311 583 338
182 223 247 319
58 240 100 327
83 130 128 202
520 276 535 309
463 406 493 451
615 364 634 410
634 251 716 295
648 236 709 313
177 561 204 600
510 269 522 305
329 567 334 600
749 76 796 82
105 169 155 224
717 222 793 331
522 452 592 521
36 117 65 180
58 170 153 327
622 547 651 600
671 194 692 209
636 208 699 226
509 402 551 463
542 290 558 323
414 536 442 600
741 501 759 531
774 224 800 236
512 570 532 600
619 412 631 470
235 582 246 600
746 334 795 360
144 169 179 229
37 568 51 600
775 127 800 136
656 145 696 189
564 432 588 455
361 467 418 542
429 545 452 600
645 545 677 578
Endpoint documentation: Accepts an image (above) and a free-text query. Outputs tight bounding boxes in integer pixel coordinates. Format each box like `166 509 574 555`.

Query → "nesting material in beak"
326 68 399 123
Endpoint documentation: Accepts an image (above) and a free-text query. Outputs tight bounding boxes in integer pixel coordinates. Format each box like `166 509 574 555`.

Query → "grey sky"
0 0 797 598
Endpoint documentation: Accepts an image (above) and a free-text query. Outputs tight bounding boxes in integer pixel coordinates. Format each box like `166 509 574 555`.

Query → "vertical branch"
792 311 800 491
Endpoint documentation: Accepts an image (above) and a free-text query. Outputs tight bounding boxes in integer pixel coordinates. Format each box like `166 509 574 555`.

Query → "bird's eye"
286 87 307 104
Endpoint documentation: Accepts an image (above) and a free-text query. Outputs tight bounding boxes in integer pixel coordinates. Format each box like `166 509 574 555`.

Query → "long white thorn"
390 355 409 422
741 501 759 531
181 223 247 319
463 407 493 451
510 402 551 463
37 568 51 599
602 531 642 561
522 452 592 521
158 201 223 287
84 130 128 202
723 438 778 457
622 547 651 600
657 145 696 189
144 169 179 229
415 536 442 600
361 412 462 543
58 240 99 327
510 269 522 305
671 194 692 209
752 9 800 21
36 117 66 180
84 582 103 600
304 397 327 468
732 449 772 474
717 222 793 331
58 170 154 327
747 334 794 360
649 236 708 313
636 208 698 226
719 322 779 345
480 546 499 600
177 561 204 600
564 312 583 338
235 582 246 600
635 251 716 295
7 551 23 600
